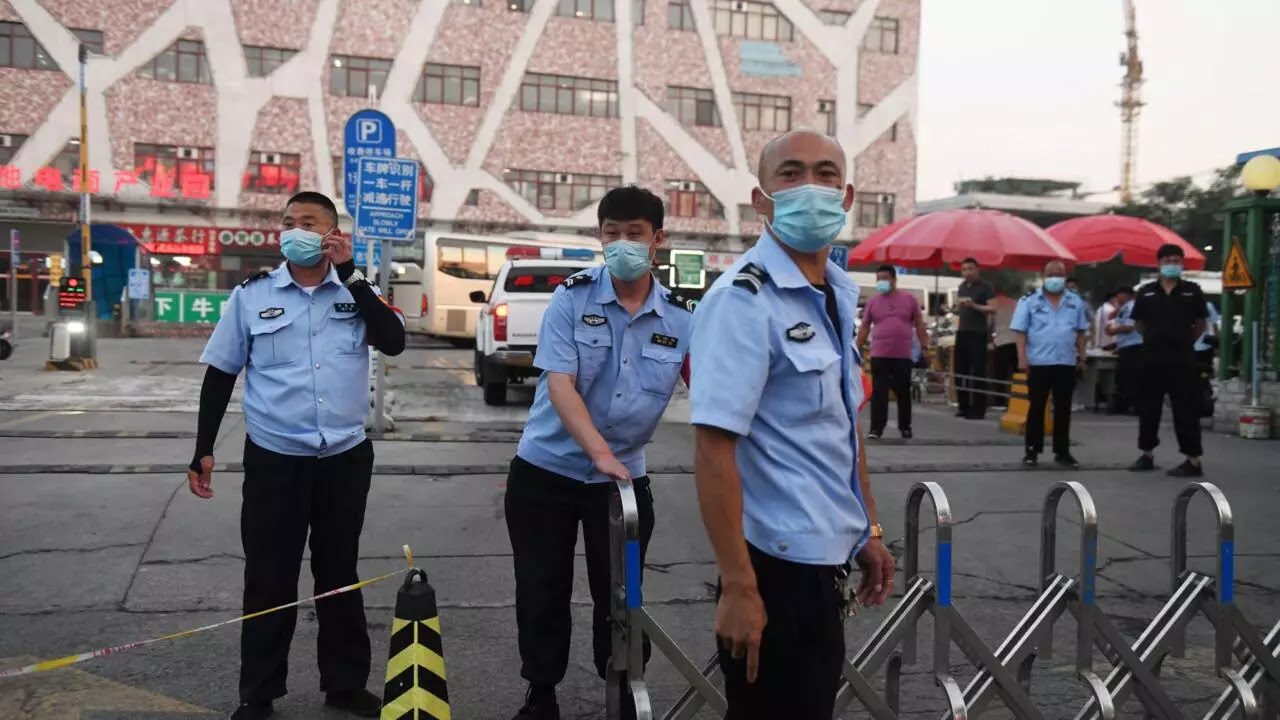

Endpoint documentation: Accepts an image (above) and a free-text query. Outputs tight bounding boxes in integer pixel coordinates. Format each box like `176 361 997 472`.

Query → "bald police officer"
1011 259 1090 468
690 130 896 719
506 186 693 720
189 191 405 720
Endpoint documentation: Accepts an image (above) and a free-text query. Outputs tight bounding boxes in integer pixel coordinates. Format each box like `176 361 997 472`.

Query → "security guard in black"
1129 244 1208 477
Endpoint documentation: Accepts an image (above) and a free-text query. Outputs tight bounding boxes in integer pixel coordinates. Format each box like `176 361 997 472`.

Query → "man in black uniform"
953 258 995 419
1129 243 1208 477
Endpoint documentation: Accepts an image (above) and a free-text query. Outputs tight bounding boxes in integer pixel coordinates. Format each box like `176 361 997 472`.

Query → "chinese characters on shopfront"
118 224 282 257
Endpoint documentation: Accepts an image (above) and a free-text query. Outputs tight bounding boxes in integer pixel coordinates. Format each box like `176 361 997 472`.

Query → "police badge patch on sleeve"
582 314 607 327
258 307 284 319
786 322 815 342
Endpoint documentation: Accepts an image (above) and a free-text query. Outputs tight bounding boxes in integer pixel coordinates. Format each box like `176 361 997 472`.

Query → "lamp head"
1241 154 1280 196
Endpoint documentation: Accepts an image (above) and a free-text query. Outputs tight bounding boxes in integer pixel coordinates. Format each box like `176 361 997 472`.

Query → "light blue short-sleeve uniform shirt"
689 233 869 567
1194 302 1220 352
200 262 380 458
516 264 693 483
1009 288 1091 366
1113 299 1143 350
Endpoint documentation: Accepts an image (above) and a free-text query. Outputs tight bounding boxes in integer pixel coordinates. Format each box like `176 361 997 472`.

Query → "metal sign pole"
8 229 17 342
374 237 391 433
77 42 96 361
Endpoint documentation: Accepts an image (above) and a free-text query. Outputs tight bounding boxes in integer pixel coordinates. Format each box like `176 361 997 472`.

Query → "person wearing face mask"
188 192 405 720
856 265 929 439
1129 243 1209 477
1010 259 1090 468
504 185 692 720
688 130 895 719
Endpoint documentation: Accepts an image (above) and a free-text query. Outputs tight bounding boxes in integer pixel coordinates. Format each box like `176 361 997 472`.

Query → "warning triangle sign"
1223 242 1255 290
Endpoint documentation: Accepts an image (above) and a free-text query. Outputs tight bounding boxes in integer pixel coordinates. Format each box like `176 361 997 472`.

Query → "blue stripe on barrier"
1221 540 1234 604
625 539 643 609
937 542 952 607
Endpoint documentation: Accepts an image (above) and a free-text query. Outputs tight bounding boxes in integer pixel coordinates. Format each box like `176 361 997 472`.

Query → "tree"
1109 164 1244 272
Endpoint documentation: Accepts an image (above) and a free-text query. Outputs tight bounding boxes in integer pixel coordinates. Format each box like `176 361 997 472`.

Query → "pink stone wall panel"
239 97 316 208
106 78 218 170
457 189 533 225
0 69 71 137
717 34 837 138
0 1 19 21
328 0 417 57
636 118 698 183
665 216 728 235
526 18 617 78
800 0 861 14
631 22 710 100
231 0 318 49
853 119 915 239
485 112 622 178
857 0 918 104
323 95 367 160
415 103 481 166
37 0 178 55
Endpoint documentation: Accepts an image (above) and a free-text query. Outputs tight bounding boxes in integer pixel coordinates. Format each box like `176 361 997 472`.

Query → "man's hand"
1077 357 1088 372
321 230 354 266
855 538 895 606
591 450 631 483
1017 355 1030 372
716 583 767 683
187 456 214 499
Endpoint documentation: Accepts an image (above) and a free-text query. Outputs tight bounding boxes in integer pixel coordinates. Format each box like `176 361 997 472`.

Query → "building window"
668 0 695 30
508 0 533 9
138 39 212 83
739 204 759 223
414 63 481 106
817 99 835 136
49 141 84 184
0 133 27 164
711 0 793 42
0 21 58 69
465 189 480 206
503 169 621 211
554 0 644 23
667 86 720 127
733 91 790 132
72 29 105 55
329 55 392 98
863 16 899 53
133 143 216 190
817 9 850 24
666 180 724 219
855 192 894 228
244 46 296 77
519 73 618 118
452 0 480 5
243 152 301 194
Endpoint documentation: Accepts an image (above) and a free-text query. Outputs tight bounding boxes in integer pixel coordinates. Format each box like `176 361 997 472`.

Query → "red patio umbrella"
848 209 1078 271
1045 215 1205 270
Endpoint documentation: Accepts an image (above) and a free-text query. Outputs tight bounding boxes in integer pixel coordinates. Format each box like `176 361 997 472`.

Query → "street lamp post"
1219 154 1280 381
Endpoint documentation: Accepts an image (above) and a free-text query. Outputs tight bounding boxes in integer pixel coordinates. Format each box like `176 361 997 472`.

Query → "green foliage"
1108 165 1244 272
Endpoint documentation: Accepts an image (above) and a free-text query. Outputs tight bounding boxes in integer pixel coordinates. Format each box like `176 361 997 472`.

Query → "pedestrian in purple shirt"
856 265 930 439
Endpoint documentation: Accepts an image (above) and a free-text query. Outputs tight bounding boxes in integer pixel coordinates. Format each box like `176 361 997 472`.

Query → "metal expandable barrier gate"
604 480 1280 719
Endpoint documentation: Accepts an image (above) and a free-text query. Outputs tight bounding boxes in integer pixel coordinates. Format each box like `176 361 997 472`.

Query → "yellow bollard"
999 372 1052 435
382 569 450 719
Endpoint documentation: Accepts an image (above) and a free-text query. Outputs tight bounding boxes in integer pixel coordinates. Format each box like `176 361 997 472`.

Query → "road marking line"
0 411 62 430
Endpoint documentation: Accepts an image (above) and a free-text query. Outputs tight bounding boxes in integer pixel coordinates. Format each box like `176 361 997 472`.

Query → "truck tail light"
421 294 428 316
493 303 508 342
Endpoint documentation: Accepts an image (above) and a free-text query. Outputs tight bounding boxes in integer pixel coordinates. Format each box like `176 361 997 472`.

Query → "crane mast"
1118 0 1144 204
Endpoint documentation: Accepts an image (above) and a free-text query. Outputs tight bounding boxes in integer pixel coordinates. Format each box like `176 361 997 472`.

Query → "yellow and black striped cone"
381 568 450 720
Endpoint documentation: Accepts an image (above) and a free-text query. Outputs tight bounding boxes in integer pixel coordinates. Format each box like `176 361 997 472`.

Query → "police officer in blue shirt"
188 192 405 720
689 130 895 719
1011 259 1090 468
1105 287 1141 414
505 186 693 720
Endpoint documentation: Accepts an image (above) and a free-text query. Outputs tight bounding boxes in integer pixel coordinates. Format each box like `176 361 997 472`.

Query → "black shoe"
1129 455 1155 472
230 702 273 720
900 428 913 440
325 689 382 718
1054 453 1080 469
1167 460 1204 478
512 684 560 720
867 429 883 440
955 410 967 418
1023 452 1038 467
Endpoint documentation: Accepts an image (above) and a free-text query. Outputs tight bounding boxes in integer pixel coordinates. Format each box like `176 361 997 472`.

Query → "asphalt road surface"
0 329 1277 719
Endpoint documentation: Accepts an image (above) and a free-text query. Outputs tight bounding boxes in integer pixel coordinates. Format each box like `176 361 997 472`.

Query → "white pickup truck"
471 247 597 405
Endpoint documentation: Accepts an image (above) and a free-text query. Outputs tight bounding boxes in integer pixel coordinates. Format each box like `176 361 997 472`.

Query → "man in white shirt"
1093 290 1120 350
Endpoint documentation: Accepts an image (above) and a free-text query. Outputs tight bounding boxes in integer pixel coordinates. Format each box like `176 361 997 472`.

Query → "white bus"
395 231 602 342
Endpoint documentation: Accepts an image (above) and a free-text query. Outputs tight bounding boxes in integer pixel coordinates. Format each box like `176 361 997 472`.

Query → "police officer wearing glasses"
689 130 895 719
189 191 405 720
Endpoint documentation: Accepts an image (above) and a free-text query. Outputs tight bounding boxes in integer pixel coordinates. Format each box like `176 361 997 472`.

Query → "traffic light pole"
77 42 97 364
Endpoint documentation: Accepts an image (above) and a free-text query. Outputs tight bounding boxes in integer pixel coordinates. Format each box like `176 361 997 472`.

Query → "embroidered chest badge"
786 322 815 342
582 314 607 327
258 307 284 319
334 303 358 313
651 333 678 348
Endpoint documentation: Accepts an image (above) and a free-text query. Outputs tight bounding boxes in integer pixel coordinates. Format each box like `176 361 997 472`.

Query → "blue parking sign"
355 157 419 244
342 109 396 216
353 239 381 268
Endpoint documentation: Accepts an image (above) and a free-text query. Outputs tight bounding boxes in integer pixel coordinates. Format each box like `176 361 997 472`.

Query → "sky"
915 0 1280 203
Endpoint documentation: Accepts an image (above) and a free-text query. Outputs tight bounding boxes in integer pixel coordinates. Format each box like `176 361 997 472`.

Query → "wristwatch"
343 268 366 287
869 523 884 539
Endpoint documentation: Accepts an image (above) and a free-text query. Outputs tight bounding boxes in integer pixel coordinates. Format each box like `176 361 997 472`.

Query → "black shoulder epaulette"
240 271 270 288
731 263 769 294
666 291 697 312
562 272 593 289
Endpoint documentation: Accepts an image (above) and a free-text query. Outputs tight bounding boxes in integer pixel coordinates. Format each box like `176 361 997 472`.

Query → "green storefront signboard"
154 290 231 324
